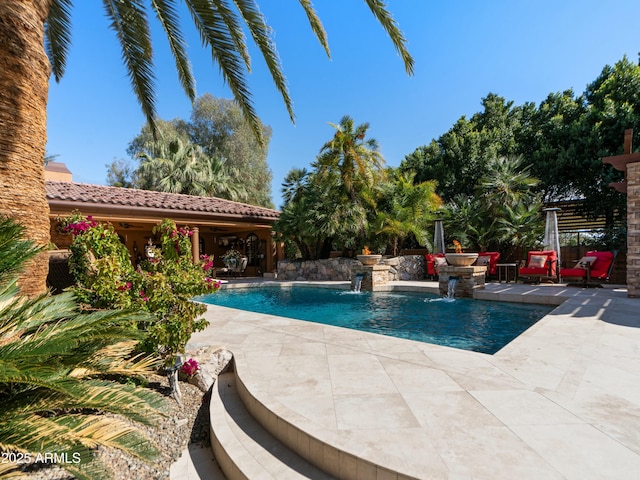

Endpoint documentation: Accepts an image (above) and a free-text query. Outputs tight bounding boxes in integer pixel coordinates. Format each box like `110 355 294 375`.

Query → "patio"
180 280 640 479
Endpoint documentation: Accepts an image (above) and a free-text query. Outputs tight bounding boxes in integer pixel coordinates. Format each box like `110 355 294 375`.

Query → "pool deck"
184 280 640 479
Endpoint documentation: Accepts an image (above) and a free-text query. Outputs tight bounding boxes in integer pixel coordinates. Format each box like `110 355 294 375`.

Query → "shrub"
0 216 164 480
63 214 220 365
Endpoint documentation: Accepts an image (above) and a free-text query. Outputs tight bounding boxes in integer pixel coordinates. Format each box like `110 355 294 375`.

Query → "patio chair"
518 250 558 284
560 250 617 288
425 253 447 279
474 251 501 277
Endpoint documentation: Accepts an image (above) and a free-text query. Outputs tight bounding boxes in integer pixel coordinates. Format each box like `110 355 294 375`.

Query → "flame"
452 240 463 253
362 246 371 255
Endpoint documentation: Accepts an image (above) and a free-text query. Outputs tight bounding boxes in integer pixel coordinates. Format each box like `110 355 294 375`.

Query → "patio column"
191 226 199 263
602 129 640 298
628 163 640 297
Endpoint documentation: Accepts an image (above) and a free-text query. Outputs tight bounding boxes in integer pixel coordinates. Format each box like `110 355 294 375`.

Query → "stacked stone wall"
277 258 360 281
277 255 425 282
628 162 640 297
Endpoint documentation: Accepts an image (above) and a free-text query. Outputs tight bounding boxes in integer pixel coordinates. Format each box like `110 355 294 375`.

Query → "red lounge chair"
425 253 447 279
519 250 558 284
560 250 617 287
475 251 501 276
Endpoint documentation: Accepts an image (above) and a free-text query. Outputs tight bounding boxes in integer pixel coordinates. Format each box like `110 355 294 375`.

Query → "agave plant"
0 217 165 480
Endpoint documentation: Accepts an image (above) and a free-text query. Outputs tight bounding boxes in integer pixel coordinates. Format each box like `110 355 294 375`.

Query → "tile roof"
46 181 280 221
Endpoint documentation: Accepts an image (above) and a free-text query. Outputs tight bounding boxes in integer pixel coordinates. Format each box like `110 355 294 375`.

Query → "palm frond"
150 0 196 101
0 218 42 287
45 0 74 82
103 0 157 131
364 0 414 75
184 0 263 143
297 0 330 57
234 0 295 122
212 0 251 68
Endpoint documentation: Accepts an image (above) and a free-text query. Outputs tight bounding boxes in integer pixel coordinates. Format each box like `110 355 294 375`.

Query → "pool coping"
188 280 640 479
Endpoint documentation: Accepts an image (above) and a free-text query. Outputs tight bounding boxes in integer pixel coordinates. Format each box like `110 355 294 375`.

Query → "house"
45 162 281 282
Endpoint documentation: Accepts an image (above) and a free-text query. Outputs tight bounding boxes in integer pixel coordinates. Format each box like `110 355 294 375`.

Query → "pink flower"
139 290 149 302
181 358 199 376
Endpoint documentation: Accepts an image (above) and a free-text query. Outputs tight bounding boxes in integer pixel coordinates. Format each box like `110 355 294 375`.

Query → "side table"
496 263 518 283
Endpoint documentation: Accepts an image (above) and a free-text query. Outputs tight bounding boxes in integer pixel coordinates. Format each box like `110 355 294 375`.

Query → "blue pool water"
198 287 554 354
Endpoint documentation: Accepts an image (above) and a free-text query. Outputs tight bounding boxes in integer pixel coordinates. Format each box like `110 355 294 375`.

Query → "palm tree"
0 2 413 297
374 169 442 256
281 168 309 206
0 217 165 480
137 138 248 201
316 115 385 203
478 155 540 207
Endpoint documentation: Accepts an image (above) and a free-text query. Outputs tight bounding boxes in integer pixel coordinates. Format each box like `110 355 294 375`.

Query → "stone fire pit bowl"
445 253 479 267
356 254 382 266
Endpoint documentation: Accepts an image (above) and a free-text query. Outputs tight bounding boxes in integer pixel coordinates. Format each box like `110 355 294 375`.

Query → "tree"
106 158 138 188
0 1 414 296
0 217 165 479
187 94 274 207
441 156 543 254
372 169 441 256
135 137 248 200
400 95 524 202
316 115 385 203
275 164 368 259
122 96 269 206
314 115 386 246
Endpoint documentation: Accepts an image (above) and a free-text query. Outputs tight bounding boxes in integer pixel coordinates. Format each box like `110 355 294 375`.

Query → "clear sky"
46 1 640 209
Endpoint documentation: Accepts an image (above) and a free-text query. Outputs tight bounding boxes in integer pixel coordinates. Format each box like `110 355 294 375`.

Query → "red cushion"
477 251 500 274
425 253 446 275
523 250 557 276
560 268 587 278
561 251 614 280
519 266 550 275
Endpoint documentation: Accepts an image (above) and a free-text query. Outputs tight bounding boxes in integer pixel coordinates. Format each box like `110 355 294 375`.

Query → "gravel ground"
17 374 215 480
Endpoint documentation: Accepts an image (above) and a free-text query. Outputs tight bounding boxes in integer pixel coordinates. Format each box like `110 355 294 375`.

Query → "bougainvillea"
180 358 199 377
62 214 221 365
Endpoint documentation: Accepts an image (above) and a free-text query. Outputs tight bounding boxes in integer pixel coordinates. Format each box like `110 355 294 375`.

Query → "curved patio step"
210 368 336 479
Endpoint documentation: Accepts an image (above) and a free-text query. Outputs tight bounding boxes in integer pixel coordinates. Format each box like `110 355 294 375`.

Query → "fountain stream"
447 276 459 299
353 273 364 293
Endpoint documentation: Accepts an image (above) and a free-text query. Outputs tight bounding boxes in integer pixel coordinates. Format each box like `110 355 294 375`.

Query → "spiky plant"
0 217 165 480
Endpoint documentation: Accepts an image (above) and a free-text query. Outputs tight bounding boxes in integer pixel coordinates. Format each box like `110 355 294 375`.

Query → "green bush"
0 216 164 480
62 214 220 365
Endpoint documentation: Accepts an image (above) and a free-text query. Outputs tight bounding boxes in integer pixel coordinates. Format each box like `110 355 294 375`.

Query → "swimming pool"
198 286 554 354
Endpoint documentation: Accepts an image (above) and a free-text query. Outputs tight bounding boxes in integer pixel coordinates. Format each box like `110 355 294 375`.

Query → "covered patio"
44 162 281 289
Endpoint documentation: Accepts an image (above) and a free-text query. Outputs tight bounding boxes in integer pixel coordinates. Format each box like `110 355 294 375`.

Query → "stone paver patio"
184 281 640 479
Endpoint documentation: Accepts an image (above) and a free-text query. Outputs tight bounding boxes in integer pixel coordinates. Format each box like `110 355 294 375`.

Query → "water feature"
447 276 459 299
353 273 364 293
198 286 553 354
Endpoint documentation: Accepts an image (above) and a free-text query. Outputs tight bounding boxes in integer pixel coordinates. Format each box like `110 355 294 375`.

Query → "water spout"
353 273 364 293
447 276 459 299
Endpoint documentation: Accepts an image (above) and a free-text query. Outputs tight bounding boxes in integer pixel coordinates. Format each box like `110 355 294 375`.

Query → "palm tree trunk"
0 2 51 296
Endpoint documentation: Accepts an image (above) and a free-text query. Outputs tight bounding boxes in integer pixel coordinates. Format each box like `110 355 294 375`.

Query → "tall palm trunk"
0 1 51 296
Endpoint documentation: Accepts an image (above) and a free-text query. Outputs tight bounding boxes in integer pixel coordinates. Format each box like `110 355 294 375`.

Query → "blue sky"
46 1 640 209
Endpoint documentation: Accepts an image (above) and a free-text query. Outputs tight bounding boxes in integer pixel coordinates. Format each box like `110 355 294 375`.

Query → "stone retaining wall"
277 255 425 282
